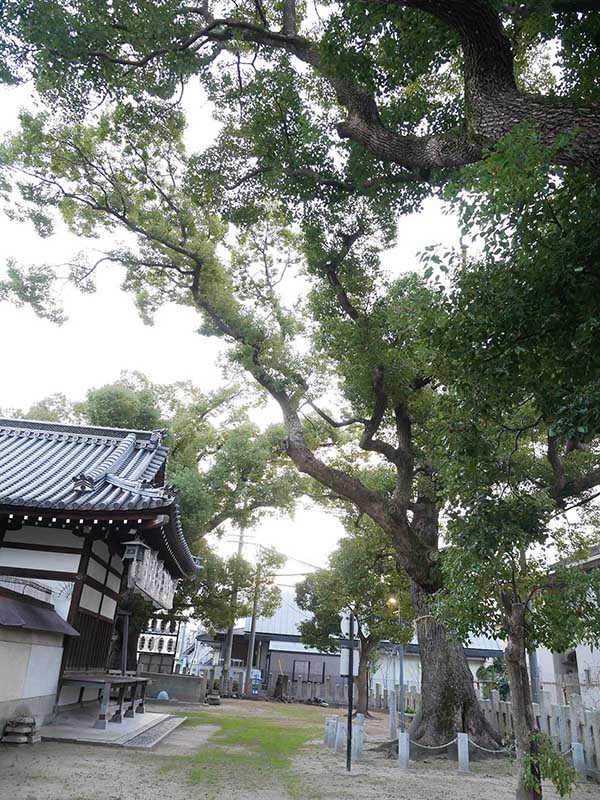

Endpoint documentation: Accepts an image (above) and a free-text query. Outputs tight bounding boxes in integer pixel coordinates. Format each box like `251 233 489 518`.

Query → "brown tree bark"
504 599 542 800
409 582 502 750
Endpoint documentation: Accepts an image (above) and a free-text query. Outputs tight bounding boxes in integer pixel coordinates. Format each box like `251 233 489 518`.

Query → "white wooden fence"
480 689 599 777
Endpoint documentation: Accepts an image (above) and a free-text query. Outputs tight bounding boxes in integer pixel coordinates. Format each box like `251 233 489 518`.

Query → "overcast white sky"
0 79 461 582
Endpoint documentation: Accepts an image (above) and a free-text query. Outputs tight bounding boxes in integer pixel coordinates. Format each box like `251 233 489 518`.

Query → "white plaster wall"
80 584 102 614
106 572 121 593
0 547 81 573
535 646 561 703
23 645 64 697
371 652 490 692
87 557 107 585
370 653 422 690
92 540 110 562
0 628 63 703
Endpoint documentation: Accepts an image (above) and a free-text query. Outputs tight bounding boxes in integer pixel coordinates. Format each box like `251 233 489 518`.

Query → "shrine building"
0 418 198 730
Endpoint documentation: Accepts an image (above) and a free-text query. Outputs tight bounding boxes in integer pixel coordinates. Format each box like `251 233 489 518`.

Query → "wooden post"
490 689 501 733
572 742 586 782
267 672 278 697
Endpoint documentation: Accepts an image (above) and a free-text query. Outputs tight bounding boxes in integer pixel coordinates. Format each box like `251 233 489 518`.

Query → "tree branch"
359 366 399 463
547 434 567 496
305 400 367 429
321 229 364 321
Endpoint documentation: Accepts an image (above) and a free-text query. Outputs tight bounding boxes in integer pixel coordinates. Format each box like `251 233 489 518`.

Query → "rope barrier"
410 737 457 749
469 740 512 754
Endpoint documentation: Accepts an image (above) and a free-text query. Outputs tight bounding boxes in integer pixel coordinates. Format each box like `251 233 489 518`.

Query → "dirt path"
0 700 597 800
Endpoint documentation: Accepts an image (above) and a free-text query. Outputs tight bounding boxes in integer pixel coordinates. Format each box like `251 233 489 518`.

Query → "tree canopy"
2 0 600 187
296 522 413 654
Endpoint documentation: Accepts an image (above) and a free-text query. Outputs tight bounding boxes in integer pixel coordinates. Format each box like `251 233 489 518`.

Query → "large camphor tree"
424 138 600 798
2 0 600 762
1 109 503 748
1 0 600 176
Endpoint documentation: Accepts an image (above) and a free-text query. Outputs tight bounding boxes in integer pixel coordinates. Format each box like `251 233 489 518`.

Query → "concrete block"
458 732 470 773
398 731 410 770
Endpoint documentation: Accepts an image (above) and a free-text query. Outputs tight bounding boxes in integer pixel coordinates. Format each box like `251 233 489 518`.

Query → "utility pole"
221 527 245 696
244 560 261 696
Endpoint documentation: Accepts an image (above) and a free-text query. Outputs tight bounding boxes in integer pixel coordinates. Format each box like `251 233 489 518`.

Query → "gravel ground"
0 700 597 800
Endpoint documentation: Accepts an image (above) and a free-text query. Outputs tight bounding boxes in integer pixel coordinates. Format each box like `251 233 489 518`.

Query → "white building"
534 544 600 708
371 633 503 694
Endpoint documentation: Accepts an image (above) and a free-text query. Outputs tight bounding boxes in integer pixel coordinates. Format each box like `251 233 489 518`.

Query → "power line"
274 572 312 577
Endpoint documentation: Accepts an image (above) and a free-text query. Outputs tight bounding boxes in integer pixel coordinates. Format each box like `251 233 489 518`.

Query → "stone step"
121 716 186 750
4 724 34 734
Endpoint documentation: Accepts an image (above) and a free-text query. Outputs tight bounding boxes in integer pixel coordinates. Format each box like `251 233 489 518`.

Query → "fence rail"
479 689 600 777
282 677 600 779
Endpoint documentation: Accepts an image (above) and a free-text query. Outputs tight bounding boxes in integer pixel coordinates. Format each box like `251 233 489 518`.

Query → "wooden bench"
61 673 150 729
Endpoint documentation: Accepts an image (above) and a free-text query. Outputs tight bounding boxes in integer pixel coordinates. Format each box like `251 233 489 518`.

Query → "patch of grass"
176 710 321 798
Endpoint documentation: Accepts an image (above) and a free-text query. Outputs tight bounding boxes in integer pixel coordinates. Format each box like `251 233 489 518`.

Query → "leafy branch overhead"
2 0 600 187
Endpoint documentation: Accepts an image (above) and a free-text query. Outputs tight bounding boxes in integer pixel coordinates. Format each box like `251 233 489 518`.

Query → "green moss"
174 710 321 798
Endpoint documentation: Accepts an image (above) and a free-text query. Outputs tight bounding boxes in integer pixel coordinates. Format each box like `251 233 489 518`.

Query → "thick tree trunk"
504 600 542 800
409 583 502 751
356 642 371 717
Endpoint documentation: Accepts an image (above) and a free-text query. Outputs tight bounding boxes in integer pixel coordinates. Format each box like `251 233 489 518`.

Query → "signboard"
339 645 359 677
340 611 354 637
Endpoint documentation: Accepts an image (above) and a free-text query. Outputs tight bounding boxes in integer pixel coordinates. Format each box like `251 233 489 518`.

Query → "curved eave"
138 499 198 580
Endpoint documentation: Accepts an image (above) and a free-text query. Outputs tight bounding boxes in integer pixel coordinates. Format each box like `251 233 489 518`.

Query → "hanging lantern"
122 537 150 563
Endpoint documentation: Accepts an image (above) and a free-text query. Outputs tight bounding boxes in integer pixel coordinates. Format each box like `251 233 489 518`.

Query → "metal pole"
346 614 354 772
399 644 405 732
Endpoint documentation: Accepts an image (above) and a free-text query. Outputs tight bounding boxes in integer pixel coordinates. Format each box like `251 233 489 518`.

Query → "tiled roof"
0 418 198 577
0 418 171 510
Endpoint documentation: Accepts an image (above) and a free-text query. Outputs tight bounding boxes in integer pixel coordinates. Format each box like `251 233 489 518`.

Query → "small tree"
296 524 412 716
436 497 600 799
